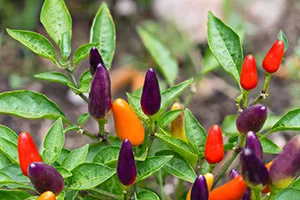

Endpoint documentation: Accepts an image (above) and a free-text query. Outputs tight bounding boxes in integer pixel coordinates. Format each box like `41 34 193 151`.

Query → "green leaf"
156 132 198 167
25 197 38 200
42 118 64 164
57 191 66 200
135 134 150 161
136 155 173 182
0 90 65 120
6 29 56 62
137 27 178 85
77 113 90 126
0 138 18 163
224 135 238 151
0 190 31 199
65 190 78 200
275 188 300 200
93 145 120 166
269 109 300 134
184 109 206 155
0 181 33 191
90 2 116 70
93 175 123 198
56 148 70 165
127 93 150 125
1 163 29 182
158 109 182 128
34 71 72 86
73 43 98 66
135 189 160 200
260 137 282 154
62 144 89 171
56 167 72 178
69 163 115 190
207 11 243 86
60 32 71 59
0 153 11 169
0 125 18 145
40 0 72 47
79 70 92 93
159 151 196 183
64 125 80 134
153 78 193 119
85 142 107 162
290 177 300 189
278 29 288 53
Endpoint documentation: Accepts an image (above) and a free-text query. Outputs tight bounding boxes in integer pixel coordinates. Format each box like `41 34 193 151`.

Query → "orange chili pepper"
209 175 247 200
112 98 145 146
38 191 56 200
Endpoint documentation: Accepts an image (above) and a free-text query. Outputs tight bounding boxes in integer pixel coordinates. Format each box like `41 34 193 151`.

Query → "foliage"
0 1 298 200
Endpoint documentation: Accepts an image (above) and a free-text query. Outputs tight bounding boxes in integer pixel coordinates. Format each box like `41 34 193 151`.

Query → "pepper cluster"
18 132 63 199
88 47 162 186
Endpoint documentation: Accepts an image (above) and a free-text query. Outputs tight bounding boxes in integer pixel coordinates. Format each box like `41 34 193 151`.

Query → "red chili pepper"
240 54 258 90
209 175 247 200
262 40 284 73
204 125 224 164
18 132 42 176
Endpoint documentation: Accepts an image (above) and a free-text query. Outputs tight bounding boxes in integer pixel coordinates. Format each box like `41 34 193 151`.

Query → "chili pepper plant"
0 0 299 199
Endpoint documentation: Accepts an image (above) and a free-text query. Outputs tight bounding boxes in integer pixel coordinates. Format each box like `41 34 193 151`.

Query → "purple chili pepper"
270 135 300 189
89 47 104 75
229 169 240 179
245 131 263 160
240 148 269 190
191 175 209 200
117 139 136 186
242 188 251 200
141 68 161 116
236 104 267 134
28 162 64 195
88 63 112 120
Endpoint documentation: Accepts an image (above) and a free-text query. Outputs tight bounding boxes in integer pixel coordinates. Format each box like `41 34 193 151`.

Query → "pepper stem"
175 179 183 200
212 134 244 188
251 189 262 200
242 90 249 109
249 73 271 106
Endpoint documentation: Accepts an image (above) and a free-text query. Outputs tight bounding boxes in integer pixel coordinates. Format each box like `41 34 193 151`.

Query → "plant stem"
146 117 156 156
78 128 99 141
97 119 106 136
242 90 249 109
251 189 262 200
249 73 271 106
123 189 129 200
212 135 244 188
175 179 183 200
158 170 166 200
70 71 78 86
66 69 89 103
267 189 279 200
97 119 110 144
